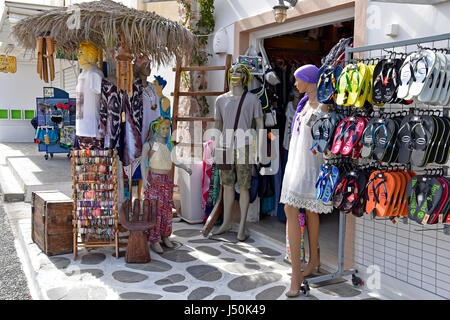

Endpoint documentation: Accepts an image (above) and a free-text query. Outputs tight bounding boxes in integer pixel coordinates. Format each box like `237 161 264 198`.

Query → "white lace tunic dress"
280 102 333 214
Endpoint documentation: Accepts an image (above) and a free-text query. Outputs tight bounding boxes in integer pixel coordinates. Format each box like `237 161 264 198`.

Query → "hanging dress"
279 101 333 214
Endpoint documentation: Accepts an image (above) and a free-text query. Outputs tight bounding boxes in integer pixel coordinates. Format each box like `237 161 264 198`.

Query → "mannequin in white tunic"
280 65 332 297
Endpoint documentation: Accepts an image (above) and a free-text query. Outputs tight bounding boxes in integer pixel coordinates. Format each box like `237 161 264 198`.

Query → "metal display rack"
301 33 450 297
36 87 75 160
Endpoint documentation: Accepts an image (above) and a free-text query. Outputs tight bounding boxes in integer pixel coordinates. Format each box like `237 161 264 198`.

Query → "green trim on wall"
24 110 35 120
0 109 8 119
10 109 22 120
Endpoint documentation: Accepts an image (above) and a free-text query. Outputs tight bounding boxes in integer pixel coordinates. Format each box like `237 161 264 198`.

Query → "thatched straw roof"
12 0 196 65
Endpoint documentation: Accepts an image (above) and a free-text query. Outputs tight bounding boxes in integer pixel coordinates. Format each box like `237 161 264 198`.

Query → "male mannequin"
76 41 104 149
141 118 192 253
213 63 264 241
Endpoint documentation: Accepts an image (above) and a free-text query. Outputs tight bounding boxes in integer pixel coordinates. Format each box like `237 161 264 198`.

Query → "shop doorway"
258 20 354 269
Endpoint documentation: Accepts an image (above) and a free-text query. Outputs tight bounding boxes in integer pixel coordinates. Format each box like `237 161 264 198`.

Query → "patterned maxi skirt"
144 171 174 243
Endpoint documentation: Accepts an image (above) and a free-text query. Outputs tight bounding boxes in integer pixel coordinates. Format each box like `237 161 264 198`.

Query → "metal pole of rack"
305 211 358 285
304 32 450 289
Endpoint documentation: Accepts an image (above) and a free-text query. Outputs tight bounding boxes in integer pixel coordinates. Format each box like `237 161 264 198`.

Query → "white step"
7 155 73 203
0 165 25 202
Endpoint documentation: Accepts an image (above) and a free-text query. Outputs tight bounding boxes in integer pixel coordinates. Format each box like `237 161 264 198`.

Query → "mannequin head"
134 55 151 80
148 117 172 150
293 64 319 94
227 63 251 89
78 41 99 70
153 75 167 94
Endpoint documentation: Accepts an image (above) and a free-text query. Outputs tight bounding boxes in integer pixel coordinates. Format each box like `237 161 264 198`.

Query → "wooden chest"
31 191 73 256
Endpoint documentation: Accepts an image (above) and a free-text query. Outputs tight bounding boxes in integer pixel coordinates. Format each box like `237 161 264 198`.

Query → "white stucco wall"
0 63 44 142
365 1 450 46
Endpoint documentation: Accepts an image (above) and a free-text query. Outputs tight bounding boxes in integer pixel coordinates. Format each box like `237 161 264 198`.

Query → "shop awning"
12 0 197 65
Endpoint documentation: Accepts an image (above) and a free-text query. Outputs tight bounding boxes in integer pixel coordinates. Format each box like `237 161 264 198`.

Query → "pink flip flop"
341 117 366 156
331 117 351 155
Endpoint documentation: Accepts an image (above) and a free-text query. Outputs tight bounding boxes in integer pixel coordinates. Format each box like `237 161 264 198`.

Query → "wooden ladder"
171 54 232 149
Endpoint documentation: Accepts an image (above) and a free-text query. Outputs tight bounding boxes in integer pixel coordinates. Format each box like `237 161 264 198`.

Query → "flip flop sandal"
389 117 403 163
438 54 450 105
352 170 370 218
397 54 415 99
340 177 360 213
400 171 416 217
322 164 340 203
372 119 395 161
409 50 437 97
430 52 447 104
347 63 367 106
418 177 443 225
394 170 409 217
365 171 382 215
331 117 351 154
407 176 443 224
350 119 367 159
382 119 400 163
397 115 414 163
372 60 387 103
428 177 449 225
425 116 444 165
436 116 450 164
360 118 381 158
438 177 450 223
381 58 404 103
318 113 340 153
335 65 352 106
315 164 329 200
422 116 440 166
367 63 385 107
418 53 441 102
317 65 343 104
373 172 395 218
341 117 365 156
354 66 371 108
332 175 348 210
409 116 435 167
388 171 404 217
311 117 325 154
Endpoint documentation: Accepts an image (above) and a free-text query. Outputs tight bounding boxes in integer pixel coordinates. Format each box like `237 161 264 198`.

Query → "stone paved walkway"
6 199 381 300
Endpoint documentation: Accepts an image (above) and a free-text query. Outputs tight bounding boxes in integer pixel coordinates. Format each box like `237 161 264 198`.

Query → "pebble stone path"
19 220 378 300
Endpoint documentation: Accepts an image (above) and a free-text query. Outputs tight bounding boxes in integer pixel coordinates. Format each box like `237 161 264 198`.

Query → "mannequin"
141 118 192 253
76 41 104 150
153 76 170 119
280 65 333 297
213 63 264 241
132 55 161 198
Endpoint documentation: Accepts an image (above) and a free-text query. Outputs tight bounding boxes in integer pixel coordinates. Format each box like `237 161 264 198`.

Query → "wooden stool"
119 199 156 263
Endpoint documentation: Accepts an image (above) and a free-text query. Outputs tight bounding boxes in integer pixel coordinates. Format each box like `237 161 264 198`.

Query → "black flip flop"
406 176 443 224
410 116 435 167
438 117 450 165
434 116 450 164
397 115 414 164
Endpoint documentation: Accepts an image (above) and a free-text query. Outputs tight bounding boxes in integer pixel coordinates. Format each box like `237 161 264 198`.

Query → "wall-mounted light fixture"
273 0 298 24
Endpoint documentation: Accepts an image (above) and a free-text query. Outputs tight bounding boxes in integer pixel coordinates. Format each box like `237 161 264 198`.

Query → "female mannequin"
280 65 333 297
140 118 192 253
153 76 170 119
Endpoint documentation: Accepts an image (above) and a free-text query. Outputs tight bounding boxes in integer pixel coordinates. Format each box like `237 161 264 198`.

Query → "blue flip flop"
322 165 340 202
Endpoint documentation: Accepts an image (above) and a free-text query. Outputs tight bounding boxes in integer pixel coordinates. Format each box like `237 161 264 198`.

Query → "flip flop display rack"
71 149 119 260
302 33 450 298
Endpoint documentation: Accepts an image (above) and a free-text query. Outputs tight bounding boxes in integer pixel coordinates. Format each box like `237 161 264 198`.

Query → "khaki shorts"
219 146 253 189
